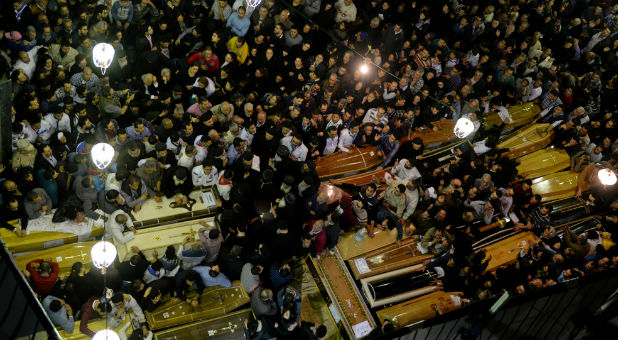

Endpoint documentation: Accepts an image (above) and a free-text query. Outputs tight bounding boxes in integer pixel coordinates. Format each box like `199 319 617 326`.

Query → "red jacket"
80 296 103 337
305 220 327 254
26 259 59 297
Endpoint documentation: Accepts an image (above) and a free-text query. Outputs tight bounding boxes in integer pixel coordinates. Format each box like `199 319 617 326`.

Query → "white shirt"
192 165 219 187
12 123 37 151
216 172 232 201
323 136 339 155
104 210 135 244
338 128 357 152
177 145 195 169
280 136 308 161
494 106 512 124
392 159 422 182
12 46 41 79
362 108 389 126
44 113 72 133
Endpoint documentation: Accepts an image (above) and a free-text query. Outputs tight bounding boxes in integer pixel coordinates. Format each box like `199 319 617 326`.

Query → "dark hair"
97 301 113 313
111 293 124 304
184 269 200 283
250 265 261 275
49 299 62 312
151 260 163 271
316 325 327 338
209 229 220 239
165 245 177 259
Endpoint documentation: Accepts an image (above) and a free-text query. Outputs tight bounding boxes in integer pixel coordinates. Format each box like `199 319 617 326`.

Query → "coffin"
516 148 570 179
484 103 541 129
330 167 391 187
360 264 441 308
547 197 594 224
154 308 252 340
497 124 554 158
348 238 433 280
330 140 466 187
479 231 539 272
319 183 348 206
0 224 103 254
313 249 376 339
57 315 131 340
146 281 250 331
337 227 406 261
315 146 382 178
13 241 97 276
376 291 464 329
407 119 457 147
114 218 218 262
129 187 222 228
531 171 579 202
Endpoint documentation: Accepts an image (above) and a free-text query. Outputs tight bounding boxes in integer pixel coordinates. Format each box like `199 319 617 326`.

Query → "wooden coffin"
154 308 252 340
114 218 218 262
531 171 579 202
316 146 382 178
130 187 222 228
479 231 539 272
348 238 433 280
407 119 456 147
337 227 407 261
146 281 250 331
0 223 103 255
497 124 554 158
13 241 96 276
57 315 131 340
484 103 541 129
360 264 441 308
376 291 464 329
330 167 391 187
329 140 467 187
547 197 593 223
516 148 570 179
313 249 376 339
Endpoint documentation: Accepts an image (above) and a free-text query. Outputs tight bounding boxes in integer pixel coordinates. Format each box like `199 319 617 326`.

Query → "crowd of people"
2 0 618 338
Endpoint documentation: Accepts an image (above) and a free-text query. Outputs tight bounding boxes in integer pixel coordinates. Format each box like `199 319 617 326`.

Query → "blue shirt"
193 265 232 288
42 295 74 333
226 12 251 37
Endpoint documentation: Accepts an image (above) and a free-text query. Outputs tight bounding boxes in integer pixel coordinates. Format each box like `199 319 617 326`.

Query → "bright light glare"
360 64 369 74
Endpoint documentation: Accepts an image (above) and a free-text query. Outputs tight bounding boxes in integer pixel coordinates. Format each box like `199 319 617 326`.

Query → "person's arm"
127 295 146 323
111 223 135 244
111 3 120 21
226 13 234 28
237 18 250 37
79 305 95 337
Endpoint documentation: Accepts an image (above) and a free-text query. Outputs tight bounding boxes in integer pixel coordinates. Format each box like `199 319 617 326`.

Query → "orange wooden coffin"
498 123 555 158
407 119 457 146
316 146 383 178
531 171 580 202
516 148 570 179
484 103 541 128
376 291 465 329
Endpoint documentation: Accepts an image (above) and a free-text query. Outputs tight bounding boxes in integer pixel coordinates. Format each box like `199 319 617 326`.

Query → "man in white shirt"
335 0 357 23
192 160 219 187
12 122 37 151
105 210 136 244
524 79 543 102
338 121 360 152
322 126 339 156
12 46 42 79
362 107 389 127
280 133 308 162
44 109 72 134
389 159 422 182
216 170 233 201
490 98 511 124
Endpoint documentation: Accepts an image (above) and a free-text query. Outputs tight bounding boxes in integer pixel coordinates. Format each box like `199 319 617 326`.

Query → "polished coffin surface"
337 227 407 260
316 146 382 178
407 119 456 146
376 291 464 329
480 231 539 272
531 171 579 202
13 241 96 275
348 238 433 280
146 281 249 330
498 123 554 158
314 249 376 339
115 217 217 262
360 264 440 308
154 308 251 340
484 103 541 128
516 148 570 179
130 187 221 228
0 224 103 254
